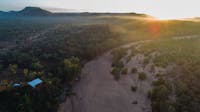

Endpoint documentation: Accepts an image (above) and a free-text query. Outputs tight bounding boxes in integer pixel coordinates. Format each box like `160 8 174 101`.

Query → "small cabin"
27 78 43 88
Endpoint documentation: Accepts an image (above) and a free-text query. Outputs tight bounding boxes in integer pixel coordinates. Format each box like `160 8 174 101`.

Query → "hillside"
17 7 52 16
0 7 51 16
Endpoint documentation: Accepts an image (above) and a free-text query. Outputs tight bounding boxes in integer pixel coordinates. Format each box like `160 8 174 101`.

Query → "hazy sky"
0 0 200 19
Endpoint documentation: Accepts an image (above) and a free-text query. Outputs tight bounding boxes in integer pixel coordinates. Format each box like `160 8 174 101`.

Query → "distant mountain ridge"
0 7 149 17
0 11 7 15
17 7 51 16
0 7 51 16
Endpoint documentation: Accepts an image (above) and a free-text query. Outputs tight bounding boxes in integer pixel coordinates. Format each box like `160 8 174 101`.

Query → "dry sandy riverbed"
58 40 159 112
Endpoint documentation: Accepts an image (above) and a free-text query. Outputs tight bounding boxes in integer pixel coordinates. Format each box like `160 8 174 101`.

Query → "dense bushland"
0 23 122 112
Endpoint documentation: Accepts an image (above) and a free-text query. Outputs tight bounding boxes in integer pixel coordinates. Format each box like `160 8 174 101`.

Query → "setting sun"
0 0 200 19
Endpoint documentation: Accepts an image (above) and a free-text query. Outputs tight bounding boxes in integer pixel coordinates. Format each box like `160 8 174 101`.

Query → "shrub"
131 67 137 74
112 60 124 68
0 64 3 71
138 72 147 80
150 78 173 112
111 67 121 81
9 64 18 74
121 68 128 75
23 69 29 76
126 55 132 63
153 78 172 91
150 64 155 72
132 101 138 104
29 71 37 79
151 85 171 102
31 61 43 71
131 86 137 92
130 47 139 57
143 57 150 67
111 48 127 62
147 90 152 98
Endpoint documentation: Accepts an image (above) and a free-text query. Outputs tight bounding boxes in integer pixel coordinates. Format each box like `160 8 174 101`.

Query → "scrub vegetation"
138 38 200 112
109 17 200 112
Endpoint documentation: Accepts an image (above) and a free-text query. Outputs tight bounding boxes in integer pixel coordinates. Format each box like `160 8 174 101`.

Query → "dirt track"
58 41 153 112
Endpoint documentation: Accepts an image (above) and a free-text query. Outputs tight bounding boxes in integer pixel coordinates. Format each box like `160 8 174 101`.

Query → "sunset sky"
0 0 199 19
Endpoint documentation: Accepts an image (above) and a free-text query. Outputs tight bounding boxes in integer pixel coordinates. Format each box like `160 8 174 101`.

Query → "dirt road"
0 25 60 53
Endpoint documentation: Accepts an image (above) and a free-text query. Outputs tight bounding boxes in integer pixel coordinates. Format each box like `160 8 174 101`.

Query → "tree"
31 61 43 71
17 94 33 112
0 64 3 71
61 57 81 81
9 64 18 74
23 69 29 76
